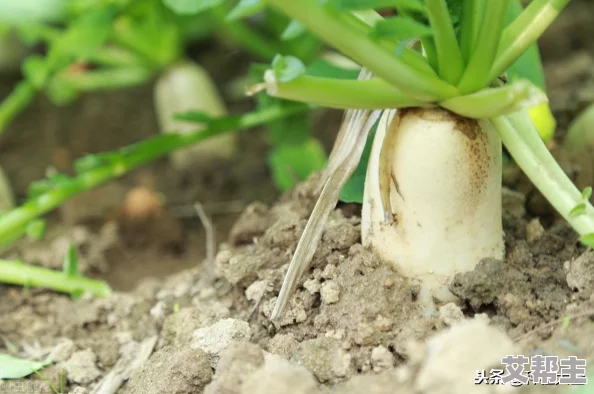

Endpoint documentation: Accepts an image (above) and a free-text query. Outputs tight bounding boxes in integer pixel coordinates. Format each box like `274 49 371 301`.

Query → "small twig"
194 202 216 283
513 308 594 342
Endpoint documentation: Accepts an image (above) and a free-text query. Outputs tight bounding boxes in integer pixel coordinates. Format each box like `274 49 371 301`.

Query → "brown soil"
1 2 594 393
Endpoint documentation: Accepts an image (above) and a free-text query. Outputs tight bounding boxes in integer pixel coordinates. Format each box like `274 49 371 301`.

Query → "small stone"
526 218 545 243
261 297 307 327
438 303 464 326
321 264 339 279
294 337 352 383
371 346 394 372
267 334 298 360
215 250 233 266
63 350 102 385
245 280 268 301
374 314 393 331
325 329 345 340
191 318 251 367
303 279 321 294
320 281 340 304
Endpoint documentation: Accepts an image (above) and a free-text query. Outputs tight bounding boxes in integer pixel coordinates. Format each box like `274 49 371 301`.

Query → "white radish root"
154 60 236 170
361 108 504 315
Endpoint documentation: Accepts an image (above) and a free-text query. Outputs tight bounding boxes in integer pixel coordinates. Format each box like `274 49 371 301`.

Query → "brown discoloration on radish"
378 111 402 224
382 107 496 220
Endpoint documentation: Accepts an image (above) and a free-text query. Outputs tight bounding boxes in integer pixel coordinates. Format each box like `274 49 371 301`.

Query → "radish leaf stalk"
258 0 587 320
0 104 309 249
0 258 111 298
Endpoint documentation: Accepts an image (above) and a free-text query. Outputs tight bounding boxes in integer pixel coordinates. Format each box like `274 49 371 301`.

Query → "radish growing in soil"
245 0 594 320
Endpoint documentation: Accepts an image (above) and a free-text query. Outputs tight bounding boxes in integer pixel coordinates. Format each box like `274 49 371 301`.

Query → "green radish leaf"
0 354 52 379
281 20 306 41
582 186 592 201
163 0 222 14
267 138 327 191
326 0 425 13
370 16 433 41
271 54 306 82
0 0 66 25
569 203 586 218
63 245 80 277
503 0 545 91
49 5 117 63
339 174 366 203
339 119 379 203
579 233 594 248
46 76 79 106
226 0 265 21
445 0 464 26
22 56 49 89
25 219 46 241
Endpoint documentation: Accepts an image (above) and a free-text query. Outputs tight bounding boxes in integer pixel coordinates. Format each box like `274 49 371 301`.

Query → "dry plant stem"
271 107 381 323
316 68 373 194
362 108 504 315
91 336 158 394
194 202 215 283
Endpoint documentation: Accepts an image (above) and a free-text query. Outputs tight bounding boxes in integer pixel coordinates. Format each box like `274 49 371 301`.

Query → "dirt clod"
293 337 352 383
63 349 102 385
240 354 319 394
121 346 212 394
565 250 594 296
204 341 264 394
414 319 518 394
191 318 251 367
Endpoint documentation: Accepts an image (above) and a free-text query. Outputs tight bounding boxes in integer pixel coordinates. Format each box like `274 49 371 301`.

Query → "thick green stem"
457 0 509 93
87 46 146 68
440 80 545 118
420 37 439 73
61 67 154 91
425 0 464 85
0 104 308 243
257 74 431 109
349 10 439 78
211 4 279 60
262 0 459 101
490 0 570 82
0 259 111 297
0 80 37 137
490 110 594 236
459 0 484 63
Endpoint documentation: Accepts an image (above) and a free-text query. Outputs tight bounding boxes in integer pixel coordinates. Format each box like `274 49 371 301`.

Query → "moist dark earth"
1 2 594 393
